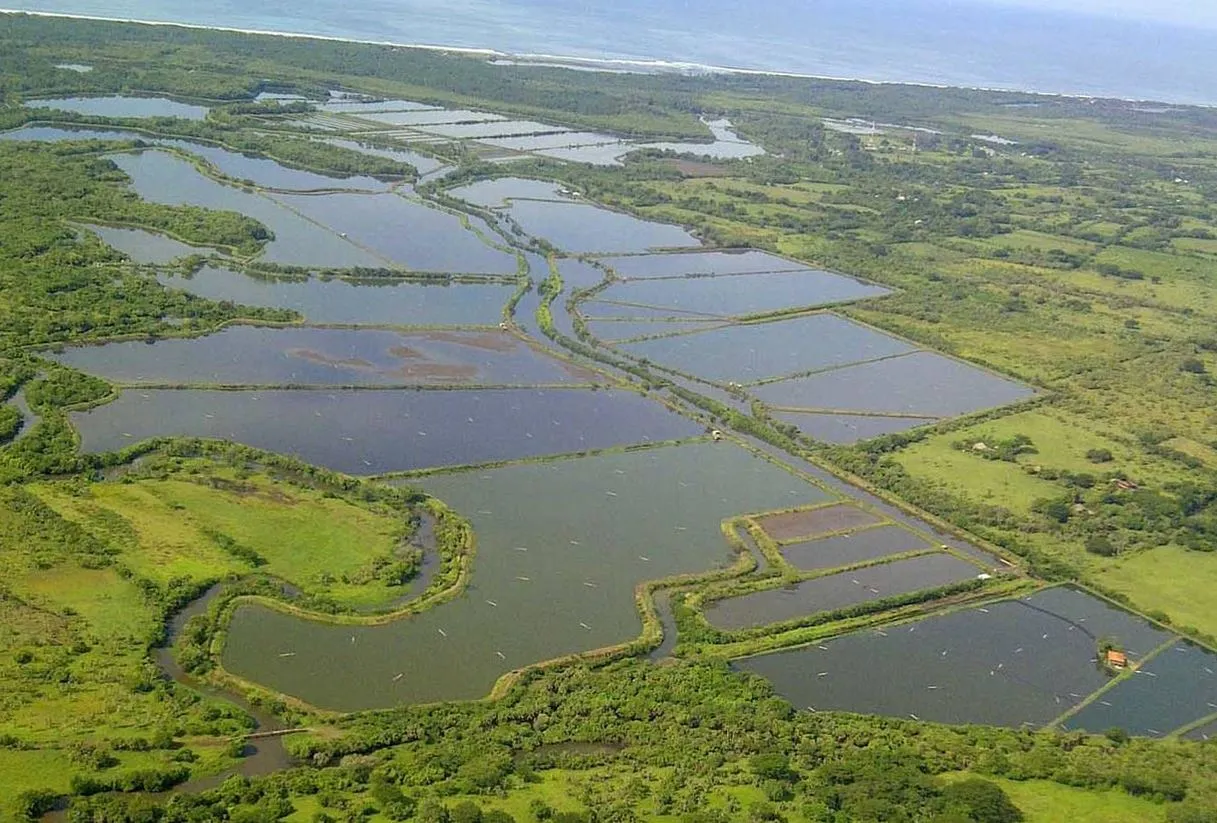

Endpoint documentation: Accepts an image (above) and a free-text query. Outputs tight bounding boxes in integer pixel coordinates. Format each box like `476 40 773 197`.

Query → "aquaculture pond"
704 552 979 631
357 109 505 127
84 224 209 264
502 200 699 254
735 586 1173 729
108 151 387 268
270 192 519 273
589 319 725 343
481 132 620 152
448 177 571 208
600 271 890 318
757 503 885 542
23 94 209 120
753 351 1035 416
534 144 637 166
556 259 607 290
323 139 446 176
1061 641 1217 737
157 267 517 326
221 441 830 709
50 327 599 386
619 314 915 383
600 250 806 279
424 120 565 139
581 301 718 320
0 125 145 143
772 410 935 445
780 525 934 572
71 387 701 474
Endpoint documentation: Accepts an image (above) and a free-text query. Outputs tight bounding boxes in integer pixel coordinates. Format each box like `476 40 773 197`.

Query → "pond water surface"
705 552 979 631
600 250 806 279
602 271 890 318
772 411 935 445
590 319 724 343
84 224 209 264
108 150 387 269
323 139 447 176
504 201 699 253
222 441 829 709
780 525 933 572
157 267 516 326
736 586 1172 728
754 351 1035 416
72 387 701 474
51 327 597 387
448 177 570 208
620 314 915 383
24 95 209 120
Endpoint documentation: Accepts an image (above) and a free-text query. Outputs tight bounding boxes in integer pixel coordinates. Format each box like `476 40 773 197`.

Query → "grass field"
31 464 410 608
1096 546 1217 638
940 773 1168 823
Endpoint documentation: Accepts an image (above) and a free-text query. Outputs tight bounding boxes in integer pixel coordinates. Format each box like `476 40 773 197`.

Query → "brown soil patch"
287 348 378 370
417 330 518 353
667 159 732 177
756 504 883 542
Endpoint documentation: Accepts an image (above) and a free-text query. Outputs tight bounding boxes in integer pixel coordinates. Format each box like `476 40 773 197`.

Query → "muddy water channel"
222 442 828 709
735 587 1180 730
51 327 599 386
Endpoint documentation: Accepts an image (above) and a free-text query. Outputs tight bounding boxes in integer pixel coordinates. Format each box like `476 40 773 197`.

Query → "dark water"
705 552 978 630
621 313 914 383
222 441 829 709
1062 641 1217 737
83 223 207 263
504 200 698 254
157 266 516 326
736 586 1173 728
780 524 932 572
24 94 209 119
448 177 570 208
772 410 935 445
16 0 1217 104
51 326 596 386
269 192 519 273
602 271 890 319
754 351 1034 416
601 250 806 279
589 319 724 343
1184 718 1217 742
107 150 388 268
71 387 701 473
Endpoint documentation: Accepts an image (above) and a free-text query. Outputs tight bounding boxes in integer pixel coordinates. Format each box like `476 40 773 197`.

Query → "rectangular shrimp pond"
220 441 829 709
734 586 1217 735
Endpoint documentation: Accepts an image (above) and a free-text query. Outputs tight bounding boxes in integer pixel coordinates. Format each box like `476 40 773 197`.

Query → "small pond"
772 410 935 445
24 94 209 120
323 139 447 176
705 552 979 631
780 525 933 572
84 224 210 264
448 177 571 208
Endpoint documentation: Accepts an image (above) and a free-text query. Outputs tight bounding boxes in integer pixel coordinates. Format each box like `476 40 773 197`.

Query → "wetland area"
9 91 1213 751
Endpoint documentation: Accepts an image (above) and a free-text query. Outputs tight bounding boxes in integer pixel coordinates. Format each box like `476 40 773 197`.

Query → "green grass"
32 465 409 608
968 776 1167 822
1096 546 1217 639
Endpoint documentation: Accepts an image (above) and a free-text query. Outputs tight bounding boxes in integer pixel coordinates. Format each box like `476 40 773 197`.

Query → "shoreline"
1 8 1208 109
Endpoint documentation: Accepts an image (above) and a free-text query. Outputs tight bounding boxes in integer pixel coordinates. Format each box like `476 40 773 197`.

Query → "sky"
976 0 1217 29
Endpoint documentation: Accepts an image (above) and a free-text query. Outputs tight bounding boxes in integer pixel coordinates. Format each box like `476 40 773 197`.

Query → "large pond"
221 441 829 709
619 314 916 383
600 271 890 318
736 586 1172 729
1061 641 1217 737
704 552 980 631
158 267 516 326
753 351 1036 416
108 150 387 269
503 200 699 254
600 250 806 279
448 177 571 208
71 387 701 474
23 95 209 120
51 327 599 387
269 192 519 274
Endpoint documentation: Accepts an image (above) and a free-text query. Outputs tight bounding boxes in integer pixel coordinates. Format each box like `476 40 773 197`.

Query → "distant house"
1106 649 1128 670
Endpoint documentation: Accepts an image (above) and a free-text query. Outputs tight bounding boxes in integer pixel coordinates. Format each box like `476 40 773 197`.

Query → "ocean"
5 0 1216 106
